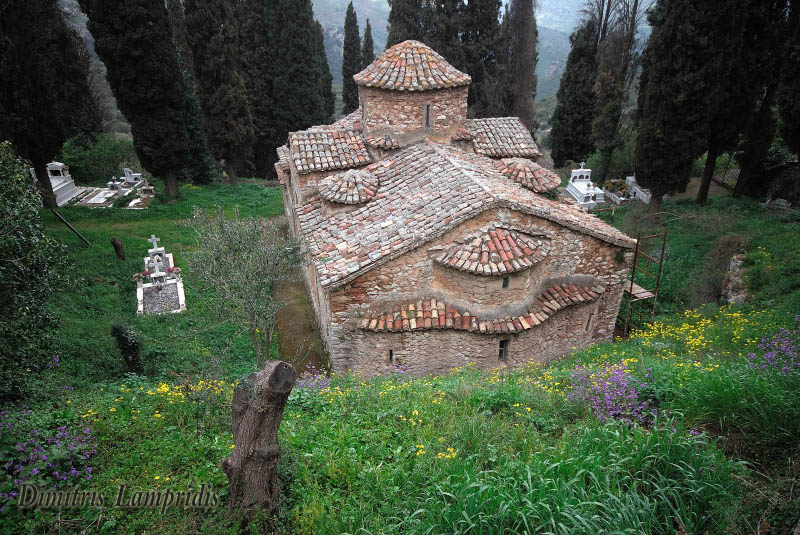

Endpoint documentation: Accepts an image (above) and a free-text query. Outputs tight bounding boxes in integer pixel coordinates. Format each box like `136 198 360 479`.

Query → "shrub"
0 142 68 401
111 324 143 375
686 233 748 306
60 133 138 186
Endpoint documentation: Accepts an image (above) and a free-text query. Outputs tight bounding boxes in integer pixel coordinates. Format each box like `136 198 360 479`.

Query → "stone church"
276 40 635 377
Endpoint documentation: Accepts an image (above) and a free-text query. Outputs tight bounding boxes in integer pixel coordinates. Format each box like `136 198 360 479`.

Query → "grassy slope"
6 188 800 534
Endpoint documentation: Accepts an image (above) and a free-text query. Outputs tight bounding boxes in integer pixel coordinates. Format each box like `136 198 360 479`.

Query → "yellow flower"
109 408 116 412
229 445 235 449
154 476 160 480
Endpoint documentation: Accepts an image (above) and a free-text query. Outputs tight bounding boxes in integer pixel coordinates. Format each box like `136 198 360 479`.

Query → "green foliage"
0 0 100 207
341 2 362 114
180 66 219 185
0 142 68 401
777 7 800 155
585 136 636 182
79 0 190 187
185 0 254 179
386 0 429 47
506 0 538 130
550 20 598 168
60 133 138 186
361 18 375 68
313 20 336 124
635 0 732 199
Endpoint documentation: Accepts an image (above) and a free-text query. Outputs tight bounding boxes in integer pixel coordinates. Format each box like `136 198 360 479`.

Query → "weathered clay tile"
468 117 542 159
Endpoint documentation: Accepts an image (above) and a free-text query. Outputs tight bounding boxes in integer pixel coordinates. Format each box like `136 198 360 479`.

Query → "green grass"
5 187 800 533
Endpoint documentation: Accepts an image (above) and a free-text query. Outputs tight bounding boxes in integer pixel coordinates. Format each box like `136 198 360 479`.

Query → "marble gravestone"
136 235 187 315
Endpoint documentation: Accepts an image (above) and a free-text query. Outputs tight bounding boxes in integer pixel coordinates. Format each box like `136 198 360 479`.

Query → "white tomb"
46 162 80 206
626 175 653 204
566 164 604 209
136 235 187 315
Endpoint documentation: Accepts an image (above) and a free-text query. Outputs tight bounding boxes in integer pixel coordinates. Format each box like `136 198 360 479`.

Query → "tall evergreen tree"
237 0 279 177
314 20 336 123
462 0 504 116
696 0 776 204
342 2 362 114
635 0 730 216
427 0 466 70
507 0 538 130
166 0 218 184
0 0 99 207
734 0 794 197
185 0 254 184
777 1 800 154
270 0 329 143
550 20 599 168
362 19 375 68
79 0 190 198
386 0 429 47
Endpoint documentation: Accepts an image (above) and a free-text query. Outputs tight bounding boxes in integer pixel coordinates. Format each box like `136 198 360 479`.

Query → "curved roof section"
357 284 605 333
288 129 371 175
468 117 541 159
494 158 561 193
295 142 635 289
319 169 379 205
435 226 550 275
353 40 471 91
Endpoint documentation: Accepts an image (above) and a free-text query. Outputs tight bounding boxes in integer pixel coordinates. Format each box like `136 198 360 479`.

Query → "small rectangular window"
498 340 509 361
502 276 510 289
389 350 394 363
423 103 432 129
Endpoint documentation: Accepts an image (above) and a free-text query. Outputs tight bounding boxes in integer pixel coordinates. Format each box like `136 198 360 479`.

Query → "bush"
0 142 68 401
60 133 139 186
686 233 748 306
585 138 636 182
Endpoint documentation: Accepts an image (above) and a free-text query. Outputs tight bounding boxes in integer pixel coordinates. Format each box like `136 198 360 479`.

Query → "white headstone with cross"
137 235 186 315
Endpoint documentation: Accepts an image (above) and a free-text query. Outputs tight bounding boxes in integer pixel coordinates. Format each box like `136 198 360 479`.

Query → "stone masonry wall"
359 86 468 145
317 207 633 376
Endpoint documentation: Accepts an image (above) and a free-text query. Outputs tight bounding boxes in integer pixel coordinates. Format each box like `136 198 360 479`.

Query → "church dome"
495 158 561 193
353 40 471 92
318 169 379 205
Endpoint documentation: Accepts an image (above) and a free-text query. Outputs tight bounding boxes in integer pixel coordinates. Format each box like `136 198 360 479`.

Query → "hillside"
313 0 573 100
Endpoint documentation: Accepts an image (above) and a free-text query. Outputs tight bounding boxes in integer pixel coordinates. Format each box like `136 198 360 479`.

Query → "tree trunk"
163 170 179 199
110 236 126 260
222 361 296 519
647 193 662 223
734 79 780 198
32 160 57 208
696 144 719 205
226 160 239 187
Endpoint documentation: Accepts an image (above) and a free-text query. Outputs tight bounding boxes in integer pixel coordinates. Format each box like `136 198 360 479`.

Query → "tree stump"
222 361 296 517
110 236 125 260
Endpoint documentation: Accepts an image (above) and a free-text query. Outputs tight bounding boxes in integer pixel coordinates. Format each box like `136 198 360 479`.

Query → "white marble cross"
150 254 164 273
148 235 160 249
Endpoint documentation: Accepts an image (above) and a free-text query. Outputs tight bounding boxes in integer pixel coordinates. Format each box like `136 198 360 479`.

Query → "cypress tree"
237 0 279 177
342 2 362 114
777 2 800 154
507 0 538 131
166 0 218 184
362 19 375 68
696 0 776 204
270 0 328 142
387 0 429 47
635 0 729 216
734 0 794 197
427 0 466 71
185 0 254 184
0 0 99 207
550 20 599 168
79 0 190 198
314 20 335 123
462 0 504 117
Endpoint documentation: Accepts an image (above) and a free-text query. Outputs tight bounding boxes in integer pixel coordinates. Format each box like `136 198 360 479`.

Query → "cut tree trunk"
696 144 719 205
110 236 126 260
222 361 296 518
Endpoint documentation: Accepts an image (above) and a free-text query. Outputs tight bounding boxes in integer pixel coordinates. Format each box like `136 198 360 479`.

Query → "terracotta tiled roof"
288 129 372 175
366 135 400 150
357 284 605 333
275 144 291 184
468 117 541 159
452 127 473 141
494 158 561 193
295 142 635 289
435 226 550 275
353 40 471 91
319 169 379 205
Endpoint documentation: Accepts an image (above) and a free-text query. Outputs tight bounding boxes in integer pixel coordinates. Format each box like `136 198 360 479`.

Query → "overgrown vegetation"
3 185 800 533
60 133 139 186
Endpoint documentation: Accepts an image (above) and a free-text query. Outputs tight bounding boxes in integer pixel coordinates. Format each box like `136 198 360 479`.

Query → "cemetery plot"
136 235 186 315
